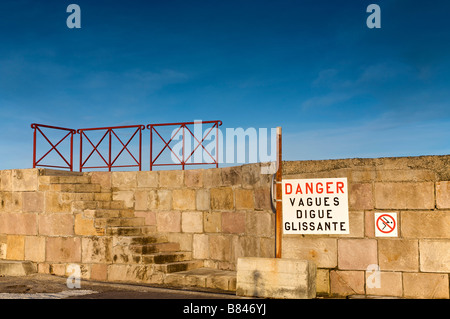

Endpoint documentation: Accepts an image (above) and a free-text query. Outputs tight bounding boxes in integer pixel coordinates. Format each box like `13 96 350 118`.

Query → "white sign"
282 178 349 234
374 212 398 237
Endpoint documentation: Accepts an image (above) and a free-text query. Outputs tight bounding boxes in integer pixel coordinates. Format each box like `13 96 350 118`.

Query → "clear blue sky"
1 0 450 170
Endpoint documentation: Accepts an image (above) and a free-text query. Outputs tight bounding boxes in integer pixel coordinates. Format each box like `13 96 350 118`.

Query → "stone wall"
1 155 449 298
282 155 450 298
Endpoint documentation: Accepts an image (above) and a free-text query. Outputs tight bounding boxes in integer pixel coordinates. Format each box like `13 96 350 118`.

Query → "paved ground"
0 273 246 299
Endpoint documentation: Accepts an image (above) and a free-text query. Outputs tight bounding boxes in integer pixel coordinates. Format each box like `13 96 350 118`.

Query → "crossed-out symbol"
376 214 396 233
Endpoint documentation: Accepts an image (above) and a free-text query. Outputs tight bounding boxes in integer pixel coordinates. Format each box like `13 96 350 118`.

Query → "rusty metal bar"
275 126 282 258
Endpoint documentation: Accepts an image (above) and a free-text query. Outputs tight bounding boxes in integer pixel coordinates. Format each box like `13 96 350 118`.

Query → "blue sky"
1 0 450 170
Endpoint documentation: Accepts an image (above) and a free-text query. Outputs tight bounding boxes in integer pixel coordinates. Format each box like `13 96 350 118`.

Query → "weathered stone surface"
235 189 254 210
22 192 44 213
111 171 137 189
6 235 25 260
401 211 450 238
12 169 38 192
134 211 156 226
338 239 377 270
221 212 245 234
184 170 203 188
182 211 203 233
172 189 196 210
419 240 450 272
349 183 373 210
282 237 337 268
366 271 403 297
245 212 273 237
137 171 158 188
24 236 45 262
236 257 316 299
89 171 111 190
112 190 134 208
46 237 81 263
209 235 231 261
148 189 172 210
38 214 74 236
374 182 434 209
0 213 38 235
378 239 418 271
82 237 112 263
196 189 210 211
403 273 449 299
204 212 221 233
193 234 209 259
156 211 181 232
159 170 183 188
221 166 242 187
436 181 450 208
330 270 365 296
254 187 271 210
210 187 234 210
90 263 108 281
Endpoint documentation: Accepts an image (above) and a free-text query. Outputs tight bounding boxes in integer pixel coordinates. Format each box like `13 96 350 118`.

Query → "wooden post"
275 127 282 258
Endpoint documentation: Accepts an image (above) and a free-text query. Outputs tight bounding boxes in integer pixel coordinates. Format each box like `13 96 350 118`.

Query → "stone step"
164 268 237 292
155 260 204 273
95 217 145 228
83 209 134 219
51 183 102 193
72 200 126 211
130 242 180 254
105 226 156 236
38 168 84 176
113 235 167 246
39 175 91 185
0 260 37 276
137 251 193 264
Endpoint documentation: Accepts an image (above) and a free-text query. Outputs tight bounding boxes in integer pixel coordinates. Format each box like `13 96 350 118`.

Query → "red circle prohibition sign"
376 214 396 233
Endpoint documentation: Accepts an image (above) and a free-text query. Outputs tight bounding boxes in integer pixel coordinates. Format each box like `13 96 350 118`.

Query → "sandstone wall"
283 155 450 298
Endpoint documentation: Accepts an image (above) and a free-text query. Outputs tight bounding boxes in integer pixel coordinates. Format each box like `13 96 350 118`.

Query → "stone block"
378 239 418 271
193 234 209 259
184 169 203 187
254 187 271 210
375 169 435 182
436 181 450 208
222 212 245 234
282 237 337 268
403 273 449 299
338 239 377 270
159 170 184 188
156 211 181 232
89 171 111 190
374 182 434 209
232 236 259 261
236 257 316 299
235 189 254 210
45 192 72 213
22 192 44 213
0 213 38 235
196 189 210 211
0 192 23 213
148 189 172 210
137 171 158 188
90 263 108 281
0 170 12 191
38 213 74 236
241 163 261 187
173 189 196 210
349 183 373 210
419 240 450 272
202 168 222 188
204 212 221 233
6 235 25 260
245 212 273 237
81 237 112 263
365 271 403 297
316 269 330 295
134 190 149 211
134 211 156 226
12 169 38 192
111 171 137 189
221 166 242 186
330 270 365 296
46 237 81 263
210 187 234 210
74 213 104 236
24 236 45 262
209 235 231 261
182 211 203 233
401 211 450 238
112 190 134 208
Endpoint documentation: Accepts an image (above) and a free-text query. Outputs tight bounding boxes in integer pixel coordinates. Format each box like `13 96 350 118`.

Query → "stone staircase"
38 169 205 279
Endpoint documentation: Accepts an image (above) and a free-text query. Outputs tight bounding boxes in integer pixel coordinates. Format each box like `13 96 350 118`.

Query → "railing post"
275 126 283 258
149 125 153 171
108 129 112 172
32 125 37 168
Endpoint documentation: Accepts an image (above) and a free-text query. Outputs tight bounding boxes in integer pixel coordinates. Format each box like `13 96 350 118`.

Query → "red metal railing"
77 125 145 172
31 123 76 171
147 120 222 170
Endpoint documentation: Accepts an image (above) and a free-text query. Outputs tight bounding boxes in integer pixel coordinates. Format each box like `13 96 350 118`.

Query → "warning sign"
282 178 349 234
375 212 398 237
